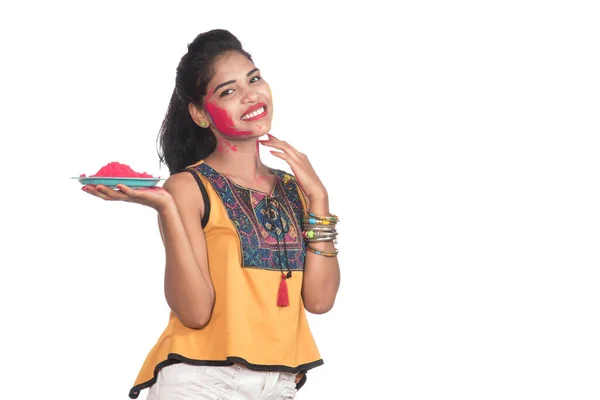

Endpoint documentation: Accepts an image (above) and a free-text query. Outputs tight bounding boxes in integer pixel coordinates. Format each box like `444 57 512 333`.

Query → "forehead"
210 51 256 83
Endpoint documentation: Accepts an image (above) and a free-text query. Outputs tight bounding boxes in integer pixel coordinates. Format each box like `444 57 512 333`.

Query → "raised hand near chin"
259 133 328 201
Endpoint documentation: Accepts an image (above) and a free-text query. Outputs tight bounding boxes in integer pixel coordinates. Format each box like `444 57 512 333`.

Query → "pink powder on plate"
86 161 155 178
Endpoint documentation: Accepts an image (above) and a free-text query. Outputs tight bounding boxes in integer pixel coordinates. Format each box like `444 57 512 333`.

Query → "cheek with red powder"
205 100 253 137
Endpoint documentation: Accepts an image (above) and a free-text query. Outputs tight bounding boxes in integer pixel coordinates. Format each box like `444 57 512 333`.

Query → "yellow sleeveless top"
128 160 323 399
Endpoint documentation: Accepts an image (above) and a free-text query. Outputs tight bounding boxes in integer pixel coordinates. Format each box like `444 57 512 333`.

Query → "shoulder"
162 170 204 210
163 170 196 194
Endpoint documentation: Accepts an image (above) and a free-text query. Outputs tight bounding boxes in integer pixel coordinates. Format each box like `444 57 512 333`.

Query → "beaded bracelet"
303 217 336 226
306 245 339 257
308 212 339 223
302 212 340 247
302 230 338 240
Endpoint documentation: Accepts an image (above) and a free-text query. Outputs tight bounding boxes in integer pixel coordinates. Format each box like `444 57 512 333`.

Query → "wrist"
307 189 328 202
156 197 177 216
307 197 330 216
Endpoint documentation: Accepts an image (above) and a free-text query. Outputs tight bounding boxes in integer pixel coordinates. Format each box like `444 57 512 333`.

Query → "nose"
241 88 259 104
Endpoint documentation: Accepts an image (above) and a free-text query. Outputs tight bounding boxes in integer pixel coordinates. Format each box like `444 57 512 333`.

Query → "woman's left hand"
259 134 328 200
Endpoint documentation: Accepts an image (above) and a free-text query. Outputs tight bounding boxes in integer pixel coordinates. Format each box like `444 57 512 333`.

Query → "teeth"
241 107 265 120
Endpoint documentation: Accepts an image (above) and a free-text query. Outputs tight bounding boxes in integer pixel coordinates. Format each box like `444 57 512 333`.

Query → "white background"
1 1 599 399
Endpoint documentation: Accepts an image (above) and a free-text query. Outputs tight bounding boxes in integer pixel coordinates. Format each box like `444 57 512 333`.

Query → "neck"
205 136 268 179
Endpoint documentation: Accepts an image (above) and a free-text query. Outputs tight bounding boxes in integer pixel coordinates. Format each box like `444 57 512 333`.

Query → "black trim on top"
296 372 308 390
186 169 210 228
128 353 323 398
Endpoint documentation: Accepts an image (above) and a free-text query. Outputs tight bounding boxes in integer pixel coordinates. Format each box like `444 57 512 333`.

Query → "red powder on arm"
90 162 154 178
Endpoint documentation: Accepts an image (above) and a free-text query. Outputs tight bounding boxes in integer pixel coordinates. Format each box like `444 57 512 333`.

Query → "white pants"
146 363 298 400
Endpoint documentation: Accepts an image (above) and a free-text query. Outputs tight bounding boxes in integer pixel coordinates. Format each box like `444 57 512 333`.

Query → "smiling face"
202 51 273 139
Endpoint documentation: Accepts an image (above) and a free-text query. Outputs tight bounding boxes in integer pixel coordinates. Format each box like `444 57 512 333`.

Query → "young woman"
82 29 341 400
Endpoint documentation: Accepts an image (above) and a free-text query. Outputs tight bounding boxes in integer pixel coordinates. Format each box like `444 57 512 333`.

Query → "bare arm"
158 172 215 329
300 193 341 314
258 134 341 314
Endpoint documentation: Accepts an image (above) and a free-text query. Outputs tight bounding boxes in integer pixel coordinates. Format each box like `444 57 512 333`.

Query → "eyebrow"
212 68 261 94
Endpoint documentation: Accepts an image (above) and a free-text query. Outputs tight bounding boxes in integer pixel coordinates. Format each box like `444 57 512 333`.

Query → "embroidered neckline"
192 161 306 278
201 161 278 197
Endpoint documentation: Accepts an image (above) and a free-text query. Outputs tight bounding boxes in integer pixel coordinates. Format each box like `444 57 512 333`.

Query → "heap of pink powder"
80 162 155 178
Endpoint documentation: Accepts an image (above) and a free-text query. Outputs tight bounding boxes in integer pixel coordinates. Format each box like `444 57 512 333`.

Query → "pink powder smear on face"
81 161 154 178
205 100 252 137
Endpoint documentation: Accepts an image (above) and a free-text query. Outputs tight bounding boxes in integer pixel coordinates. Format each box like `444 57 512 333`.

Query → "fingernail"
81 186 89 192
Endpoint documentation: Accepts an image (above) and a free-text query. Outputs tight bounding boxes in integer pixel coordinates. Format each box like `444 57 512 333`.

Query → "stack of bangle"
302 212 339 257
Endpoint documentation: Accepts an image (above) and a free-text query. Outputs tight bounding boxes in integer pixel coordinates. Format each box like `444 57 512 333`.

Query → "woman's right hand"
82 184 174 212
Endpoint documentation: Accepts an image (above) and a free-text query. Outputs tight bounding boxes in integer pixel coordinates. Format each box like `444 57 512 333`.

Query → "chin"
251 123 272 136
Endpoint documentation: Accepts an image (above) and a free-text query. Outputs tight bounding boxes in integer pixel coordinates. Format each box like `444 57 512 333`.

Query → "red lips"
241 103 268 121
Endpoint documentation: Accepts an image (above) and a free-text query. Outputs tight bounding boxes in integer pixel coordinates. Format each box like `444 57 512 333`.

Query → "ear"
188 103 210 128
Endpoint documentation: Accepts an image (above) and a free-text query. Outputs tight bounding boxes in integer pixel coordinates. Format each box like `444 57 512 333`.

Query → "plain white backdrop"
2 1 600 399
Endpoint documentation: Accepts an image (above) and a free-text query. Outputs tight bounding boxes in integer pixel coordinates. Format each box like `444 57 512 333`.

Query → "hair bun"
187 29 241 53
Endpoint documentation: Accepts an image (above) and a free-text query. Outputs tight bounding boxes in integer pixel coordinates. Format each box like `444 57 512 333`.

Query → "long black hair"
157 29 253 175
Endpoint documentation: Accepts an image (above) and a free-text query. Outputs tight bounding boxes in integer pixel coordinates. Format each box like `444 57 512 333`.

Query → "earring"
200 121 208 128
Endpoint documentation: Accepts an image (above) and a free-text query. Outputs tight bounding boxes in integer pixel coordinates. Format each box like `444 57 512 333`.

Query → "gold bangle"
306 245 339 257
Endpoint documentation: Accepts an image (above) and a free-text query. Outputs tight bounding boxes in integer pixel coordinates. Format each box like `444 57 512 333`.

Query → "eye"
249 75 262 84
220 88 235 97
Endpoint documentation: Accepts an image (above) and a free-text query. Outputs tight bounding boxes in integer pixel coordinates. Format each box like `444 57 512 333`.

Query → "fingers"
82 184 108 200
82 184 129 201
267 134 299 155
269 150 289 161
98 184 133 201
259 134 304 159
115 184 141 198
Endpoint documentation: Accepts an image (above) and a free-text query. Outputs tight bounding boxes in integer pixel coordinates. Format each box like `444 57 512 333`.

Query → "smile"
241 105 267 121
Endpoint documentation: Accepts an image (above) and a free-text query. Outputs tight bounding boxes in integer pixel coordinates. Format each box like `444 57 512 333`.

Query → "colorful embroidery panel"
195 163 306 272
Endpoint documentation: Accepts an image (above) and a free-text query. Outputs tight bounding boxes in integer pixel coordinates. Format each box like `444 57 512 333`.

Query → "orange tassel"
277 273 289 307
